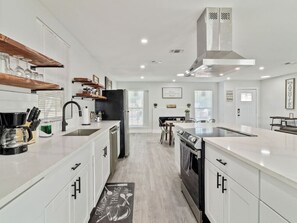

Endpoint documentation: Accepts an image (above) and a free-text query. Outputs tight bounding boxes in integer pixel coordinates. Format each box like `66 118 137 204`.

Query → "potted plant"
185 109 190 121
153 103 158 108
187 103 191 108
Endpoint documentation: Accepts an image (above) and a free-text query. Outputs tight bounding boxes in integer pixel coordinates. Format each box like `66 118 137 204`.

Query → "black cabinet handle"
76 177 81 194
222 176 227 193
71 182 77 199
103 146 107 157
217 172 221 188
216 159 227 166
71 163 81 170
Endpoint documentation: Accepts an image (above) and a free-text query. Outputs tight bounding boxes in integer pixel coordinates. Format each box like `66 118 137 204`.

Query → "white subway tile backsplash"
0 90 38 112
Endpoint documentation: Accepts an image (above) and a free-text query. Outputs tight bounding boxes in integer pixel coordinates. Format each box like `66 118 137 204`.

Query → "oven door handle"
180 140 201 158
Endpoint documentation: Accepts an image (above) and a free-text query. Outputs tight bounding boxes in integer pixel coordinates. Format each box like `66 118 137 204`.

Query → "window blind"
37 91 64 120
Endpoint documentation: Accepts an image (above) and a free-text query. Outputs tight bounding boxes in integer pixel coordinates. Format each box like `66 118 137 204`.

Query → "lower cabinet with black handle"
45 157 91 223
205 144 259 223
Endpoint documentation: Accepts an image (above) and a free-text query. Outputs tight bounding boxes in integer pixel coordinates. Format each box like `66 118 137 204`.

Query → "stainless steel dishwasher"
109 125 119 177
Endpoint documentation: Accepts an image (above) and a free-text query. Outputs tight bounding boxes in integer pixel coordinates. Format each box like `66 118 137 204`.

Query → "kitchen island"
175 122 297 223
0 120 120 223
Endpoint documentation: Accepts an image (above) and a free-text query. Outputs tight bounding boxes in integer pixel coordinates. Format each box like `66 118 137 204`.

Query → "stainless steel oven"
178 126 255 223
180 138 204 222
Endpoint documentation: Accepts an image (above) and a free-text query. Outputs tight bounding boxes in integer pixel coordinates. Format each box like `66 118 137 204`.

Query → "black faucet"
62 101 82 131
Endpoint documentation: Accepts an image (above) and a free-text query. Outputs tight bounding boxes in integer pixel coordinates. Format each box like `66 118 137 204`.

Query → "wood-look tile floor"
109 133 197 223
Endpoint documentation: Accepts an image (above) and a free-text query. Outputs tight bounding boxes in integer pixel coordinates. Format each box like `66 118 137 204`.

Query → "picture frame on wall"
92 74 99 84
105 76 112 90
162 87 182 99
285 78 295 109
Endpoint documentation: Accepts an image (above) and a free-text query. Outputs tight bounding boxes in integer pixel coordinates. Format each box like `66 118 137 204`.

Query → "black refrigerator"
95 89 130 158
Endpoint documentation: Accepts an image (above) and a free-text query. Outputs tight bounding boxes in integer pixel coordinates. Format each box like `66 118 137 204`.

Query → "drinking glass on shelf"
0 53 14 75
23 59 33 79
31 71 39 80
13 56 25 77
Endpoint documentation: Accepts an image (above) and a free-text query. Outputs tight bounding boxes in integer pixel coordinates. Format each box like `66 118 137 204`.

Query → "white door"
224 176 258 223
260 202 289 223
205 160 224 223
236 89 257 127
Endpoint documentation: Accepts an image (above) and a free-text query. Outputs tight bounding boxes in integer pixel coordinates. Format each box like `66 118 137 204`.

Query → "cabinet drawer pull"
103 146 107 157
217 172 221 188
71 163 81 170
222 176 227 193
76 177 81 194
71 182 77 199
216 159 227 166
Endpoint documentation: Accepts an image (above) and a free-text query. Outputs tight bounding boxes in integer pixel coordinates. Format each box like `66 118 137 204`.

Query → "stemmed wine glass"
13 55 25 77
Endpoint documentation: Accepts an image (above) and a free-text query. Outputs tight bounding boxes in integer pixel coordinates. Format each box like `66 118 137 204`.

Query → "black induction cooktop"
184 127 256 138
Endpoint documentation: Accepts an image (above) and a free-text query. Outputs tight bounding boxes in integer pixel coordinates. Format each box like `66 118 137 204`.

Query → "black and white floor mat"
89 183 135 223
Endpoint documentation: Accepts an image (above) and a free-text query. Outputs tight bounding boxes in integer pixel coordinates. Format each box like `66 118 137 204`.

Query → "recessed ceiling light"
219 73 224 76
261 75 270 79
185 70 190 74
172 79 176 82
177 73 184 77
140 76 144 79
235 67 241 71
259 66 265 70
141 38 148 45
140 65 146 69
191 73 195 76
227 77 231 80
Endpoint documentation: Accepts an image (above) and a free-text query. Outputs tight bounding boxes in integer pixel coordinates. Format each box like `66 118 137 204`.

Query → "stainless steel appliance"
187 8 255 77
95 89 130 158
177 127 256 223
0 112 33 155
109 125 119 177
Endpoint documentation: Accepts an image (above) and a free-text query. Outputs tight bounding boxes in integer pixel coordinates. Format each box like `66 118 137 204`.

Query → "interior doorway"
236 89 257 127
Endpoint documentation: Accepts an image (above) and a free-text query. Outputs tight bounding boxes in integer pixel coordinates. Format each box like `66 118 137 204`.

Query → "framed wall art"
162 87 182 99
105 76 112 90
285 78 295 109
93 74 99 84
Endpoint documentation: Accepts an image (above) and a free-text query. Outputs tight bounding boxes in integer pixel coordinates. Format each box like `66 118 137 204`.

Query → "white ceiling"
39 0 297 82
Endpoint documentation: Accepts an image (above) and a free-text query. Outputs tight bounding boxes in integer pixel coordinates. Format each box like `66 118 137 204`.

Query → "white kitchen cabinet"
93 131 110 204
174 127 181 173
45 163 90 223
205 160 224 223
205 159 258 223
260 202 289 223
45 185 72 223
224 173 258 223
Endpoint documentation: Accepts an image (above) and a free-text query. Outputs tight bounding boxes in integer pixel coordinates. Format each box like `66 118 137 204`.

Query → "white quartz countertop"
175 122 297 190
0 121 119 209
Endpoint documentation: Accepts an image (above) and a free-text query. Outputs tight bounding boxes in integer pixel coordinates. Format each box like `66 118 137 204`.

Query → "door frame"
235 87 259 127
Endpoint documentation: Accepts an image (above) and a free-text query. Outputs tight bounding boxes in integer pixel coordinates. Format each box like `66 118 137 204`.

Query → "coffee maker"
0 112 33 155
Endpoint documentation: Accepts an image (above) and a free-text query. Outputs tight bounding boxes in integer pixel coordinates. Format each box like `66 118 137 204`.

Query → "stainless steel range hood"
187 8 255 77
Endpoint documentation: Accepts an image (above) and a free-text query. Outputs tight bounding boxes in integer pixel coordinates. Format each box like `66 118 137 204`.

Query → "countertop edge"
0 120 120 208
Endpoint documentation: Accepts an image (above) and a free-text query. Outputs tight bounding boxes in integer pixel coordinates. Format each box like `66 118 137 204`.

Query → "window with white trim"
128 91 145 126
194 90 213 121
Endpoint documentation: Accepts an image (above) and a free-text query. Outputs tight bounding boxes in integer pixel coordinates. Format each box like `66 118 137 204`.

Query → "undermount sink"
63 129 100 136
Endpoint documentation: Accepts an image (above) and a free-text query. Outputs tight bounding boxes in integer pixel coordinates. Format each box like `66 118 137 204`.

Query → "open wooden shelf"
73 93 107 100
72 78 104 89
0 33 63 68
0 73 61 90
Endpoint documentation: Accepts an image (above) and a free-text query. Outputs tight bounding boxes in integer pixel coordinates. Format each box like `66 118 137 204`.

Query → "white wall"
218 80 261 126
260 73 297 129
117 81 218 132
0 0 115 133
